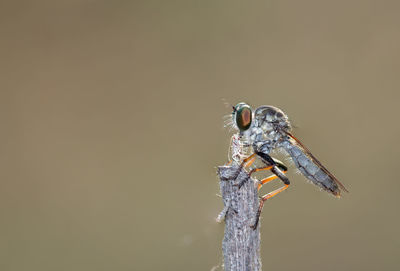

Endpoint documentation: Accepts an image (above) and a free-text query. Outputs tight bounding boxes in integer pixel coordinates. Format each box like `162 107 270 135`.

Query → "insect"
225 102 348 229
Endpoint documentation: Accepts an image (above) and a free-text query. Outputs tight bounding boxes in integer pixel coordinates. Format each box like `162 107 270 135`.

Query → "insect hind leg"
251 183 290 229
250 151 291 230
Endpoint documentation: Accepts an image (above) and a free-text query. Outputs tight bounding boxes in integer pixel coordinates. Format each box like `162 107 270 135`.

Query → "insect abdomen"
282 141 340 196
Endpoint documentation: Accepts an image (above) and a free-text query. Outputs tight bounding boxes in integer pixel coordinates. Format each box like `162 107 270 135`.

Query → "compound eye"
235 103 252 131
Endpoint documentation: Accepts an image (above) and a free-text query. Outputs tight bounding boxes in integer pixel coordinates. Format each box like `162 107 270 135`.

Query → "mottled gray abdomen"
281 140 340 196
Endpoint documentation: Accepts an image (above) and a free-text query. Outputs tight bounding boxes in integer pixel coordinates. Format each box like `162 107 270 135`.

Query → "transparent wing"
282 132 348 197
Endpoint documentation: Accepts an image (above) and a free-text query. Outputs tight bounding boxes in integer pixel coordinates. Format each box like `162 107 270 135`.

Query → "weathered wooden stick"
217 164 261 271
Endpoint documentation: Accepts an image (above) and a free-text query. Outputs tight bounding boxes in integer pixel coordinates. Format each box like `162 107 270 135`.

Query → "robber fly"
225 102 348 229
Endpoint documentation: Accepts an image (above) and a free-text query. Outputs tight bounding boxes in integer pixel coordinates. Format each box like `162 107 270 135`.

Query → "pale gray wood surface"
218 164 261 271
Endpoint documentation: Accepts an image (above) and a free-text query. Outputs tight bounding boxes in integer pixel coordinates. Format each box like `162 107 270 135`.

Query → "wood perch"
217 164 261 271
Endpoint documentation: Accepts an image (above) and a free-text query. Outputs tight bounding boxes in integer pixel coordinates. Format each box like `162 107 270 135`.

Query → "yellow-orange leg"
261 184 290 201
236 165 274 188
231 153 257 182
257 170 288 190
251 184 290 229
244 156 256 168
240 153 256 167
248 165 273 175
225 160 233 166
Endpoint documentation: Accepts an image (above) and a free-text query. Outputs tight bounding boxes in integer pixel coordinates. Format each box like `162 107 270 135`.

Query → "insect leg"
257 157 288 189
244 156 257 168
237 156 288 189
251 183 290 230
241 153 256 167
236 165 274 188
231 153 257 182
251 171 290 230
255 151 290 185
257 168 288 191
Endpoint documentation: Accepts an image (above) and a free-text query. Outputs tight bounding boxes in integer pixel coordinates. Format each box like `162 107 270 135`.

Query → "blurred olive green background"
1 1 400 270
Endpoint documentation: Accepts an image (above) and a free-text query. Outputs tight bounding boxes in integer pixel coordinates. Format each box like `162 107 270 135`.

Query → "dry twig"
217 164 261 271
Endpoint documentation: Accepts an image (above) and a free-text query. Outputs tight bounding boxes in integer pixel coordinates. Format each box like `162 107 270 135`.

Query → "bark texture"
217 164 261 271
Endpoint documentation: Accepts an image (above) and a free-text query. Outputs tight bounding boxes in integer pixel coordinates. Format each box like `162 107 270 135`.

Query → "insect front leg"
230 153 258 183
